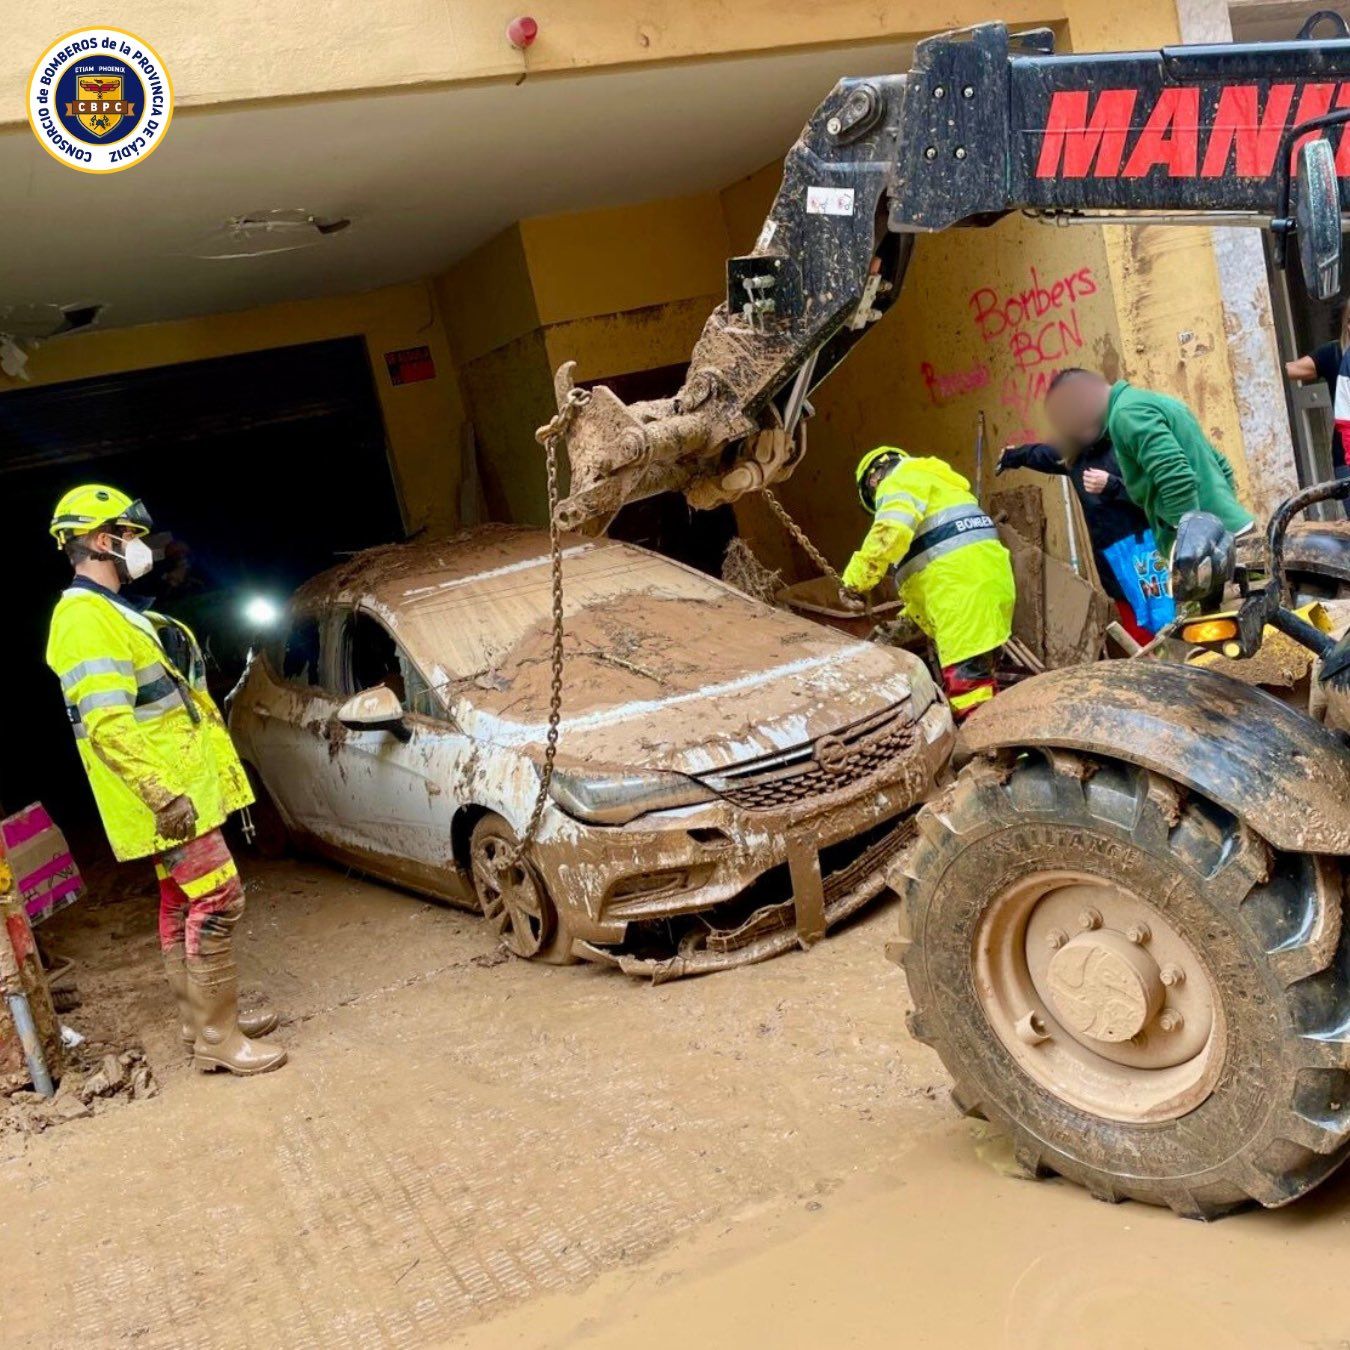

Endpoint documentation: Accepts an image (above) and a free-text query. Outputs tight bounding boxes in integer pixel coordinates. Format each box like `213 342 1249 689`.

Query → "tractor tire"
896 748 1350 1218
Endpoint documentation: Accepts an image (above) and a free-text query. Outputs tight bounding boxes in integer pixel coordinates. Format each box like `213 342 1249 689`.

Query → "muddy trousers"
941 652 998 722
154 829 285 1073
155 828 245 962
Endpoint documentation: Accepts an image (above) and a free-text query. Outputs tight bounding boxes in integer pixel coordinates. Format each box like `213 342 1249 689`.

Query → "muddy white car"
228 526 954 978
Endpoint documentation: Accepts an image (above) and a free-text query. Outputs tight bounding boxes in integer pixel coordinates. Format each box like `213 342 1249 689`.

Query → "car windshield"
392 542 740 682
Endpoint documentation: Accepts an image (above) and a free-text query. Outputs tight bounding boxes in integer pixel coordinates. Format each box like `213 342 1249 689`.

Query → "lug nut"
1046 928 1069 951
1015 1011 1049 1046
1160 965 1185 987
1078 908 1102 931
826 117 842 135
1159 1009 1184 1032
1126 922 1151 945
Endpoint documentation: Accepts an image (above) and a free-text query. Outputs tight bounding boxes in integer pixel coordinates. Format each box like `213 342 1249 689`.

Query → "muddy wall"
721 167 1126 579
0 282 466 538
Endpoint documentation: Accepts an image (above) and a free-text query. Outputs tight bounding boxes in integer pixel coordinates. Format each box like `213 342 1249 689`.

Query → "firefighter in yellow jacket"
46 485 285 1075
842 448 1015 719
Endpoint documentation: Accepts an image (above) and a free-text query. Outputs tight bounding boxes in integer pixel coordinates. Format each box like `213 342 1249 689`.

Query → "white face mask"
110 535 154 580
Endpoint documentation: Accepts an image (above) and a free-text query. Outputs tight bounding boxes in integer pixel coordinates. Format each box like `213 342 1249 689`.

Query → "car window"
342 610 448 721
281 614 323 685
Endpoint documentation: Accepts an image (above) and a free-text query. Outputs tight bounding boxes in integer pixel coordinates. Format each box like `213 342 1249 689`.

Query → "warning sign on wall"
384 346 436 385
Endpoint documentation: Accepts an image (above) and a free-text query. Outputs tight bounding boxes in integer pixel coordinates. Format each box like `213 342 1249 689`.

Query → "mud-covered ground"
6 855 1350 1348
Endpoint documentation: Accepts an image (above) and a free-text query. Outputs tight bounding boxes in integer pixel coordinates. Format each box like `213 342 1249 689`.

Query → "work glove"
837 586 868 614
155 795 198 843
996 444 1031 475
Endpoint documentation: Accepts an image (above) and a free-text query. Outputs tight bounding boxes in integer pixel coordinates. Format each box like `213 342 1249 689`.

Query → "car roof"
291 524 613 612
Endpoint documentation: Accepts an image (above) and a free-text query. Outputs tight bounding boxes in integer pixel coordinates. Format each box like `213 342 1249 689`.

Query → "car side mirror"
1295 137 1342 302
337 685 412 741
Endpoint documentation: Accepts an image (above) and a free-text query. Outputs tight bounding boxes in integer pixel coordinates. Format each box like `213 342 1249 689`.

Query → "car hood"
447 591 925 775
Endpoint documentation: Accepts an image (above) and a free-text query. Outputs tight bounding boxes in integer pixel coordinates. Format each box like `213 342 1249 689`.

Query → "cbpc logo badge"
27 28 173 174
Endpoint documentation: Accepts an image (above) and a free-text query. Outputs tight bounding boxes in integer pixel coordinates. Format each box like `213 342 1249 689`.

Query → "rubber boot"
163 944 278 1048
186 954 287 1076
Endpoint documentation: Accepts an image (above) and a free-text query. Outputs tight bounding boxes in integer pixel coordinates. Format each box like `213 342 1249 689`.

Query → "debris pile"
721 537 783 606
1 1042 157 1136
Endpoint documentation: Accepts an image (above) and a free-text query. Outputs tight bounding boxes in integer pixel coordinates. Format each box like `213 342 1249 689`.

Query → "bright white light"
243 595 281 627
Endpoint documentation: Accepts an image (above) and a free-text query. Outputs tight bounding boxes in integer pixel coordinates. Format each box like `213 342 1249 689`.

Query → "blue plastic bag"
1102 531 1175 634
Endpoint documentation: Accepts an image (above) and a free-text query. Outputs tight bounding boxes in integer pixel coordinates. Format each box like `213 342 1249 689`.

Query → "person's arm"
841 474 929 593
1100 472 1126 500
998 443 1067 476
1286 355 1318 382
1118 404 1200 531
49 602 188 813
1335 348 1350 460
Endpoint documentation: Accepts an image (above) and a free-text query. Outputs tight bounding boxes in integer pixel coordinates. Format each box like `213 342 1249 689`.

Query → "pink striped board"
1 803 85 927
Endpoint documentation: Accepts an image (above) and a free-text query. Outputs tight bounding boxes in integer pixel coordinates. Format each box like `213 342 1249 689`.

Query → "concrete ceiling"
0 38 913 332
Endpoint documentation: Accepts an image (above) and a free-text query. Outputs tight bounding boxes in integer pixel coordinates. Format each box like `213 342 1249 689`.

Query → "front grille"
704 703 918 811
822 813 914 902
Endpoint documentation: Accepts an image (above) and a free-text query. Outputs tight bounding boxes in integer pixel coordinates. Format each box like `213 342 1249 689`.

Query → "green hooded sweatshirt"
1104 381 1254 553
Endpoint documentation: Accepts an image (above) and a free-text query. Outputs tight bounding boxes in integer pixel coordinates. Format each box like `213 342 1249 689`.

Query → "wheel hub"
1045 931 1162 1044
973 873 1224 1123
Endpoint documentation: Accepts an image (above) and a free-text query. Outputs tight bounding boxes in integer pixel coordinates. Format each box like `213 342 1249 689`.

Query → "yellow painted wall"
5 0 1063 128
1065 0 1253 504
522 195 729 327
0 282 466 536
441 193 733 524
438 225 540 368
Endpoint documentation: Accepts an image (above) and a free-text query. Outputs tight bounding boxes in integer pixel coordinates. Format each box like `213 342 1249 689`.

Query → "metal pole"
974 411 987 504
1060 476 1083 577
0 919 54 1098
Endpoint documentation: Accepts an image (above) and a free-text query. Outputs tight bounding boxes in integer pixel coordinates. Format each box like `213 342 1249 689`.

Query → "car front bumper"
530 701 955 980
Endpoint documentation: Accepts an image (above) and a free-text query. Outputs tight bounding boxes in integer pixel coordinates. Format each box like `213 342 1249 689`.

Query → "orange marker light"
1181 618 1239 645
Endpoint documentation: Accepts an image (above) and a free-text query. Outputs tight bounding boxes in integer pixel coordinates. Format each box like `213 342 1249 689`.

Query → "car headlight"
548 766 715 825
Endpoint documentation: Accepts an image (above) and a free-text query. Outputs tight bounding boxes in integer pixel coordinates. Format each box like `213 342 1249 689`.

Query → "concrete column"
1175 0 1299 514
1065 0 1295 515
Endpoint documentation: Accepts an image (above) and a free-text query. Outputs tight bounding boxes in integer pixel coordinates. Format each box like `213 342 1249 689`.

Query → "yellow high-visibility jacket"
842 453 1015 668
46 581 252 861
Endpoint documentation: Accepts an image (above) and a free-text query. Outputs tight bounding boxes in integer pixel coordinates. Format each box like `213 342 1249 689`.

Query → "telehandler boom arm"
551 20 1350 529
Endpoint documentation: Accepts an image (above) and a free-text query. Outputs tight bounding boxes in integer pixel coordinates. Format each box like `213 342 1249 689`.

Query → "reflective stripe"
59 657 134 692
892 506 1000 584
917 504 990 535
72 723 87 741
877 507 920 526
135 661 168 688
134 690 184 721
76 688 134 717
179 859 238 900
877 488 925 513
949 684 995 711
894 528 1001 582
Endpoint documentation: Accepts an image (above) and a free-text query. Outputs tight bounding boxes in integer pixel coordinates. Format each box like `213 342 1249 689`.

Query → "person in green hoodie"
1043 369 1254 555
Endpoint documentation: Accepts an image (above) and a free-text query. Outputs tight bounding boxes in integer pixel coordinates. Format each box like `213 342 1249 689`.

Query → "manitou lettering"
1036 81 1350 178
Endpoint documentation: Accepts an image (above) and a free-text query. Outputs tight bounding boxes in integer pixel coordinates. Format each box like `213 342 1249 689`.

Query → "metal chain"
761 487 841 585
502 386 590 867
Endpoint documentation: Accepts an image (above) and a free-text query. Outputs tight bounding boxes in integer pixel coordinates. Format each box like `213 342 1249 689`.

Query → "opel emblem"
815 734 850 774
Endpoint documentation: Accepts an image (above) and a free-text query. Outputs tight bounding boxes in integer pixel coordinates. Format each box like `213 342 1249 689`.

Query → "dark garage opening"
0 337 405 845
